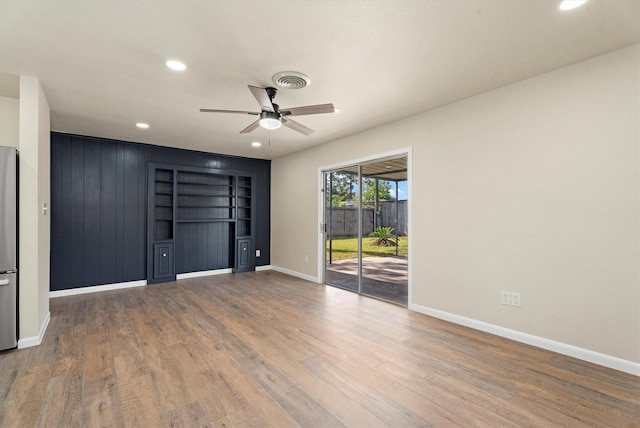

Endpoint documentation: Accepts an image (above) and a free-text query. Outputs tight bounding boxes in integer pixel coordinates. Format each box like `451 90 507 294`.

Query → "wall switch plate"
501 290 511 305
256 249 261 257
511 292 522 307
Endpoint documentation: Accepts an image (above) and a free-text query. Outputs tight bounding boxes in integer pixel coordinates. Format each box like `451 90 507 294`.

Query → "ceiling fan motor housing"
265 87 278 100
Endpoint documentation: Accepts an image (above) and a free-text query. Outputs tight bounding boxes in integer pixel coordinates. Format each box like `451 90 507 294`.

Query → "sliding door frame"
318 147 413 304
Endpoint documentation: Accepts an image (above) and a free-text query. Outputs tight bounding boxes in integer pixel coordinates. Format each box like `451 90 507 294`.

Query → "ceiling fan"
200 85 336 136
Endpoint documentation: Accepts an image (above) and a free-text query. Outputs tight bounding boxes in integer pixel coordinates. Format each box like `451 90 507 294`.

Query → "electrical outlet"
510 292 522 308
304 254 309 263
500 290 511 305
255 249 261 257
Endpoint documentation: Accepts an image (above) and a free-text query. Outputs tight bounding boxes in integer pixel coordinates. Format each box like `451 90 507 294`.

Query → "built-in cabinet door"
235 238 252 273
153 242 174 279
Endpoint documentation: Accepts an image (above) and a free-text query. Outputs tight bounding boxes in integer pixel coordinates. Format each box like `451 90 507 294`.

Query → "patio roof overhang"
334 157 407 182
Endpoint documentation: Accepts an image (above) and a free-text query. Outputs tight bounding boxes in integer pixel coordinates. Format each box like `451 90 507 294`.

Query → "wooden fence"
325 200 407 237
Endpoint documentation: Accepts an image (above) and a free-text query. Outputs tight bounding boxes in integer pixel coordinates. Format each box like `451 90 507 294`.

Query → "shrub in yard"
369 226 396 246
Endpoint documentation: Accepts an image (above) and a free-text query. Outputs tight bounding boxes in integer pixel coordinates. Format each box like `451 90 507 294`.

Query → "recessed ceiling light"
251 141 262 147
559 0 588 11
166 60 186 71
136 122 149 129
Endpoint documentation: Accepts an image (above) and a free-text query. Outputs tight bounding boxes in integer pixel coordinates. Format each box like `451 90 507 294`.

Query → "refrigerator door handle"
0 279 8 285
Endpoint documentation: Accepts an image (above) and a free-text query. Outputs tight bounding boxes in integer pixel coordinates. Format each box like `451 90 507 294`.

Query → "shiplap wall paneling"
175 222 232 273
50 132 271 291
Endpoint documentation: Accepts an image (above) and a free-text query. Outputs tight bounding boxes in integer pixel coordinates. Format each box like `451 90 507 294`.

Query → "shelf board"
178 205 234 208
152 238 174 243
177 181 234 187
178 192 234 197
176 219 236 223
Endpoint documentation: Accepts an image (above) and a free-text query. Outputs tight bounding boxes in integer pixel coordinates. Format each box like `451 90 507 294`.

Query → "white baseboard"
18 311 50 349
271 265 319 283
177 268 233 279
49 279 147 298
50 266 273 297
410 303 640 377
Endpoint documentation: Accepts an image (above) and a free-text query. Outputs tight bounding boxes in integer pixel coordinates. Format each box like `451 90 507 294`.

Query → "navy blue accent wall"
50 132 271 291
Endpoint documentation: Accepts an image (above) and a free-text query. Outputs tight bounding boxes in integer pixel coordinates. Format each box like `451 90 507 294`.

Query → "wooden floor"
1 271 638 427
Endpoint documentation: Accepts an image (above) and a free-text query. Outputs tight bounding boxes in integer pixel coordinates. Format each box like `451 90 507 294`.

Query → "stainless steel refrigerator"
0 146 17 350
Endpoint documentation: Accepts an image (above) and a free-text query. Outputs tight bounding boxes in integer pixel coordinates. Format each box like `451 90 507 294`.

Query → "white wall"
271 45 639 368
18 76 50 344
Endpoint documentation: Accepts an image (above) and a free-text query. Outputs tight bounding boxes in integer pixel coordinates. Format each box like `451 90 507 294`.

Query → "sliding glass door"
324 167 360 293
324 156 408 305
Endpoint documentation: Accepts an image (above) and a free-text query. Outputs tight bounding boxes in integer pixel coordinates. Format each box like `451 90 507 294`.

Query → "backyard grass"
326 236 408 261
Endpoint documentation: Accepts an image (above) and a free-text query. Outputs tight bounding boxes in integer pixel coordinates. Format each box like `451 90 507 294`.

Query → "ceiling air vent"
272 71 310 89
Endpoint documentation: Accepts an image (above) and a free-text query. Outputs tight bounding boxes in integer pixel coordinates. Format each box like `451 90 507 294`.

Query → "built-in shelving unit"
176 171 235 222
236 176 252 238
147 164 255 283
153 169 174 241
235 176 253 272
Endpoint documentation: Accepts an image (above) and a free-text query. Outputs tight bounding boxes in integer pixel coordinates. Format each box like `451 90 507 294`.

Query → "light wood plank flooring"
1 271 638 427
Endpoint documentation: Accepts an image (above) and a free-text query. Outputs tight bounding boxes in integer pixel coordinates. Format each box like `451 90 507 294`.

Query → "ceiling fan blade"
248 85 275 113
280 103 335 117
200 109 259 115
239 119 261 134
281 117 314 136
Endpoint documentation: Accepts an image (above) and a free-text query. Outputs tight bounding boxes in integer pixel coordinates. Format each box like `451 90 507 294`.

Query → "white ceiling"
1 0 638 159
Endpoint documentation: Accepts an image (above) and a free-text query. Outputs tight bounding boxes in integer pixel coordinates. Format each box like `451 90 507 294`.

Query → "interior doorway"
323 155 408 305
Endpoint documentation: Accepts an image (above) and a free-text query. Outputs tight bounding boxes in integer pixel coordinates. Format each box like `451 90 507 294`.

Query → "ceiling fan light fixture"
259 111 281 130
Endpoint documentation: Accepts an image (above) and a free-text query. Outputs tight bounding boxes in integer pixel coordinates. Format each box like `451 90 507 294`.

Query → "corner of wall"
17 76 51 341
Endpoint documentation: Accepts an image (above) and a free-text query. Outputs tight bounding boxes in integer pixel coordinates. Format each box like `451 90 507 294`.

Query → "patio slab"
325 256 408 305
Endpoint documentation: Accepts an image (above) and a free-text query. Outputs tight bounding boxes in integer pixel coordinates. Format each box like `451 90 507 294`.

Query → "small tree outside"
369 226 396 247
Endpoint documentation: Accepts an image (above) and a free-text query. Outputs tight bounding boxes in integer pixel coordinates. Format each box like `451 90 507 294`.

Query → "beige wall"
271 44 639 364
0 96 19 147
18 76 50 342
36 81 51 331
